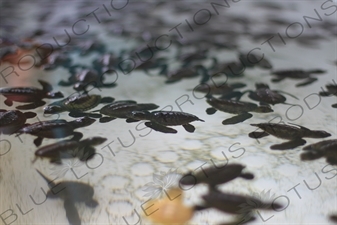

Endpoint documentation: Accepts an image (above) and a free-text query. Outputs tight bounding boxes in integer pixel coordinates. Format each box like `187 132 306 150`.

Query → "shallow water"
1 0 337 225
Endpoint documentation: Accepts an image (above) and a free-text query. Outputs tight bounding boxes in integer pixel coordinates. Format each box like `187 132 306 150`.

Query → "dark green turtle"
249 123 331 150
97 100 159 123
0 80 64 110
44 94 114 118
0 109 36 135
16 117 96 147
33 136 107 164
205 96 273 125
36 169 98 225
127 110 204 133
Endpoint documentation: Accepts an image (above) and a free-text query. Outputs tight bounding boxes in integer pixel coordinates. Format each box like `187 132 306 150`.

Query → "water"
0 0 336 224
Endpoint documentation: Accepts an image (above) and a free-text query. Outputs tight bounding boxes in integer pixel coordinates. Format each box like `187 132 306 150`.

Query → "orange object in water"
142 188 194 225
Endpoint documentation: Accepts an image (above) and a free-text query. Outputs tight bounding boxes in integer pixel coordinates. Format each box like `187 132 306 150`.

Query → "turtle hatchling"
16 117 96 147
0 109 36 135
0 80 64 109
44 94 114 118
249 122 331 150
127 110 204 133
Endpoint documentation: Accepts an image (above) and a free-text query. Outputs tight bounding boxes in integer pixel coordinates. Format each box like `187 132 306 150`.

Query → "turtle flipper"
68 112 87 118
99 117 115 123
248 131 269 139
86 113 102 118
206 107 217 115
100 97 115 104
182 124 195 133
85 199 99 208
23 112 37 119
34 137 44 147
102 82 117 88
332 103 337 108
270 139 306 150
300 151 324 161
319 91 331 97
271 76 285 83
4 99 13 106
145 122 177 134
71 132 83 142
38 80 53 92
222 113 253 125
239 172 254 180
296 77 317 87
64 199 82 225
58 80 73 86
16 101 45 110
79 146 96 161
125 118 140 123
50 157 63 165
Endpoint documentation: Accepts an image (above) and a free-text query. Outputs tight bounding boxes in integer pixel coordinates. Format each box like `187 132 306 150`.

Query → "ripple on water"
155 150 179 162
101 175 130 190
131 163 154 176
181 140 203 150
275 164 299 177
239 155 268 169
107 200 134 217
186 160 209 171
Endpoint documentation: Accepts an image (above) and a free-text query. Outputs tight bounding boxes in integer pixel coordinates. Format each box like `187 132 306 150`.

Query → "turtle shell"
63 94 102 111
0 110 27 134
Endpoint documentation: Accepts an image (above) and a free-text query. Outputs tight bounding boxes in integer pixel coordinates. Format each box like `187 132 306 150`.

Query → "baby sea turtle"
97 100 159 123
301 139 337 165
0 110 36 135
319 83 337 108
16 117 96 147
241 83 298 106
270 69 326 87
200 190 283 215
59 67 117 92
36 170 98 225
127 110 204 133
33 136 107 164
206 96 273 125
0 80 64 110
249 123 331 150
44 94 114 118
179 163 254 188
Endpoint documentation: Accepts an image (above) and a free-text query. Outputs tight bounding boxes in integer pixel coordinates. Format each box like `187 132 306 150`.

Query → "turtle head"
84 137 107 146
128 111 151 120
304 130 331 138
47 91 64 99
255 83 269 89
73 117 96 127
44 105 64 114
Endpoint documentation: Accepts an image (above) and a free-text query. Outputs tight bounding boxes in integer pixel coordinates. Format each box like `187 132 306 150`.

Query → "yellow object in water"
142 188 194 225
